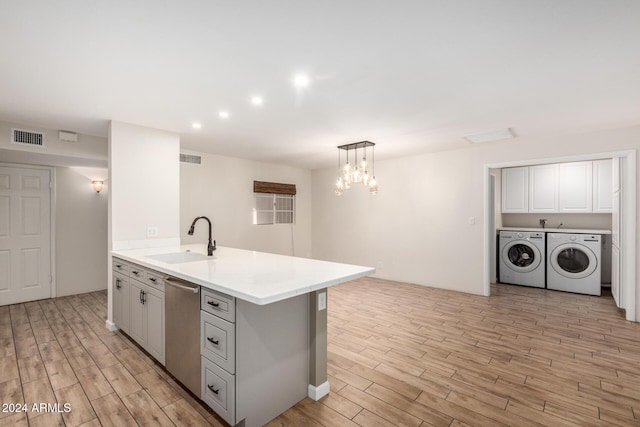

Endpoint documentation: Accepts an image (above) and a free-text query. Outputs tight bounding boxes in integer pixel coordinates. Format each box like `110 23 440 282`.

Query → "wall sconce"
92 180 104 193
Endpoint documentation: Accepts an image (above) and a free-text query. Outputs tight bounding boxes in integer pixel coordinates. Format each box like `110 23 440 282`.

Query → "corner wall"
109 122 180 249
55 167 108 296
107 121 180 327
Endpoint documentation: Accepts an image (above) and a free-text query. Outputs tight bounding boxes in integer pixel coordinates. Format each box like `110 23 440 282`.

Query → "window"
253 181 296 225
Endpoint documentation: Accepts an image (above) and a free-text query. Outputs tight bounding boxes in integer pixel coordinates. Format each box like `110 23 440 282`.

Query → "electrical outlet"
468 216 475 225
318 292 326 311
146 226 158 238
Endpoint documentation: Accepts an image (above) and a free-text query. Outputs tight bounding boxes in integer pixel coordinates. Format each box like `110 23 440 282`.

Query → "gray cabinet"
112 258 165 365
112 271 130 334
200 288 308 427
201 288 236 425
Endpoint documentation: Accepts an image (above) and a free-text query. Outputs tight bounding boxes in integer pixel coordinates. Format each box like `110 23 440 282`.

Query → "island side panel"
235 294 309 427
309 288 328 399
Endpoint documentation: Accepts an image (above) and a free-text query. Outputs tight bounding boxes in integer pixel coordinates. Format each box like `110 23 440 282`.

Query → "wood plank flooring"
2 278 640 426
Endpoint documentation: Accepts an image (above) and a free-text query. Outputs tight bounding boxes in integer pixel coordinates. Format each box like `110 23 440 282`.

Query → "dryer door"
502 240 542 273
550 244 597 279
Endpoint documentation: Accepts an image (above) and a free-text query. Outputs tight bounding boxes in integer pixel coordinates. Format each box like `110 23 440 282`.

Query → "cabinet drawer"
201 356 235 425
201 288 235 322
129 267 145 281
144 270 165 292
201 311 235 374
113 258 130 275
113 272 129 295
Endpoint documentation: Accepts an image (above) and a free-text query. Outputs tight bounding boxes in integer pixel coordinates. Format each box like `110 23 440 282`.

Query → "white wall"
0 120 109 298
0 120 107 163
311 125 640 296
502 213 612 230
180 151 312 257
55 167 108 296
109 121 180 249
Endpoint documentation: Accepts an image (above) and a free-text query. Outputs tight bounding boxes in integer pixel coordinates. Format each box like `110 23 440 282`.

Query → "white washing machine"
499 231 546 288
547 233 602 296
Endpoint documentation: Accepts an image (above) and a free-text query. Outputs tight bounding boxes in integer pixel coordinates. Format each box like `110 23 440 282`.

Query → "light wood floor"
2 279 640 426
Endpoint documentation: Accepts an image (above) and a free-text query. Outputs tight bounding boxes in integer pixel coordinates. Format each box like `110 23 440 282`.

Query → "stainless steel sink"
146 251 211 264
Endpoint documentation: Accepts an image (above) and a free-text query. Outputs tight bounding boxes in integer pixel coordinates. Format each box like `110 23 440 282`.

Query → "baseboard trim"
308 381 330 401
105 320 118 332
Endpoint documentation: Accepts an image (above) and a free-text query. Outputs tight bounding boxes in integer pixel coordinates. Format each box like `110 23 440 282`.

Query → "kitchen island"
110 244 374 427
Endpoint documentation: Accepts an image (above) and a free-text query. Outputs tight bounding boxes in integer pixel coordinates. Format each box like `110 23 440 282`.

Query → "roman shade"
253 181 296 195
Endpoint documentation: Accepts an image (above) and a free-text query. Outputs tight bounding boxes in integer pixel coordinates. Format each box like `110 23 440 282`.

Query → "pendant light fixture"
334 141 378 195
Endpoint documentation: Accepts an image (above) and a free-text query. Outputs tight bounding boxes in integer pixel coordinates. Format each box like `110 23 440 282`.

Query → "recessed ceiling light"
251 96 263 106
219 111 230 119
293 74 310 88
464 128 515 144
191 123 201 129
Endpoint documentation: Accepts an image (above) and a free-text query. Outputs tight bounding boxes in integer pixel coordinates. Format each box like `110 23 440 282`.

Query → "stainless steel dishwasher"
165 277 201 396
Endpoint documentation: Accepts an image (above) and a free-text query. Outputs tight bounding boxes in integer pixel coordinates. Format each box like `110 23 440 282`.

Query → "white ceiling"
1 1 639 169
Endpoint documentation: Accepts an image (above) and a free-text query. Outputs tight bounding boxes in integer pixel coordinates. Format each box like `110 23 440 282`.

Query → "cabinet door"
558 161 593 212
612 191 620 248
129 280 146 346
113 274 130 333
612 245 620 308
612 157 620 193
528 164 558 213
144 285 165 365
593 159 613 213
502 167 528 213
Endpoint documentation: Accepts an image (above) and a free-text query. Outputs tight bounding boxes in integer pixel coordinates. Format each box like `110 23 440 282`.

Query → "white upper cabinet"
593 159 613 213
501 159 613 214
528 164 558 213
501 167 528 213
558 161 593 213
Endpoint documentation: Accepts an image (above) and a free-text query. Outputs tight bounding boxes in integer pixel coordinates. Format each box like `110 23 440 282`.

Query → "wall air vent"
12 128 45 147
180 153 202 164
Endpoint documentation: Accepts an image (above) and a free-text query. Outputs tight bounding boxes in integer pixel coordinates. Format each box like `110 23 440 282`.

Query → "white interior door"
0 165 52 305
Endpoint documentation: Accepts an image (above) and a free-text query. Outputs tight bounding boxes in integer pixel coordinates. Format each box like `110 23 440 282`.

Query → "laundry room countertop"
498 227 611 234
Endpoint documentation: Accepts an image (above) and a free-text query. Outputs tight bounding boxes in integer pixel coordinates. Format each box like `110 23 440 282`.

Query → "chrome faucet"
188 216 216 256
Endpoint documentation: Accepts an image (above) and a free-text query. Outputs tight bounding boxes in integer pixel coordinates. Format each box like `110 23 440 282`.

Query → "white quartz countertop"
498 227 611 234
111 245 375 305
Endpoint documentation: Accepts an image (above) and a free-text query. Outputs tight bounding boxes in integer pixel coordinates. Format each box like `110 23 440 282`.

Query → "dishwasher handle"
165 277 199 293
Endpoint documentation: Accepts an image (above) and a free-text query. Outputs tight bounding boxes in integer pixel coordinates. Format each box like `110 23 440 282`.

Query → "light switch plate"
318 292 326 311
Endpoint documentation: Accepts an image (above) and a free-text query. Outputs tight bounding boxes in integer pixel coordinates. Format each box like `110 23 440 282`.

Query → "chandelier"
334 141 378 196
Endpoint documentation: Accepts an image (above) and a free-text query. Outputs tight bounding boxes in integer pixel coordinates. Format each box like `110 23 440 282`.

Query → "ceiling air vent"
180 153 201 164
12 128 45 147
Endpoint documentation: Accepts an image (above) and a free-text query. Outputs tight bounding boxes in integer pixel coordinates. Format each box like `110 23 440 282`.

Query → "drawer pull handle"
116 278 121 289
207 300 220 308
132 270 140 275
207 384 219 394
116 264 122 268
149 277 157 282
207 337 219 345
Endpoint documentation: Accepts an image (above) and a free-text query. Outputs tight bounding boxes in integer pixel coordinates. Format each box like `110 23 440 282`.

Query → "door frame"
0 162 56 300
483 150 637 321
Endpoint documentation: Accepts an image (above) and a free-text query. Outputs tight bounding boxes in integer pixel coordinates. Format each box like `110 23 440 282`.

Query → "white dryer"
547 233 601 296
499 231 546 288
